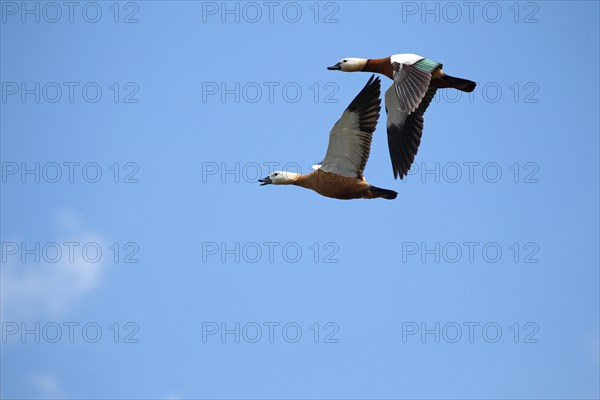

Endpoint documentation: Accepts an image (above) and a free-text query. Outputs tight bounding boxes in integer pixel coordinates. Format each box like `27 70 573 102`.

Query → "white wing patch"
321 111 369 177
385 85 407 129
390 53 424 65
320 76 381 179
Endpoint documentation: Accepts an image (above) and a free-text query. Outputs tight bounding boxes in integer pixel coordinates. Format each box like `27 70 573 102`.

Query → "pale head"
327 58 368 72
258 171 301 186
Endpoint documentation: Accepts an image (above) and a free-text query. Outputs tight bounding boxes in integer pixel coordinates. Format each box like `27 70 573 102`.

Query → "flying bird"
328 53 476 179
259 76 397 200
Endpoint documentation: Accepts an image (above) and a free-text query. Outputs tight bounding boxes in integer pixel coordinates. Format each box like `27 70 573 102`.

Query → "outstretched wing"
392 61 432 114
386 84 437 179
320 75 381 178
391 57 441 114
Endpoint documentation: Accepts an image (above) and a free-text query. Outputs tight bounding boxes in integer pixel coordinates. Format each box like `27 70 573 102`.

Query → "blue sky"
1 1 599 399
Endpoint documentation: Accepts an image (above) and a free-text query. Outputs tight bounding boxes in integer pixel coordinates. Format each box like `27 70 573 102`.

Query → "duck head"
327 58 368 72
258 171 301 186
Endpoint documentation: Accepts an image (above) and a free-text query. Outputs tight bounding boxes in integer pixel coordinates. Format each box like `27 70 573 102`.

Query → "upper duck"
328 54 476 179
259 76 397 200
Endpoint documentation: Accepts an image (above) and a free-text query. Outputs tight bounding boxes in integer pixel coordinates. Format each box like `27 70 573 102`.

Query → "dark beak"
258 176 272 186
327 63 341 71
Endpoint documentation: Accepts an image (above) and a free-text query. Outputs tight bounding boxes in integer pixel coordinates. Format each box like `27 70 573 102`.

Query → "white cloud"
30 374 65 399
1 210 107 321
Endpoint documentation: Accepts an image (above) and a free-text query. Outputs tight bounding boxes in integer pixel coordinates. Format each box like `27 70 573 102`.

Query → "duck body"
292 170 396 200
362 54 424 80
363 54 474 92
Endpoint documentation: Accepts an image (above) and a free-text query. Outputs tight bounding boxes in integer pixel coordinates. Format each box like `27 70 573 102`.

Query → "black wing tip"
346 75 382 134
351 75 381 102
365 74 381 93
392 166 409 180
367 73 380 84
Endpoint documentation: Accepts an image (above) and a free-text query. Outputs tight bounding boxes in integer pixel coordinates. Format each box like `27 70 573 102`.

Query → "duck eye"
273 173 278 176
343 60 347 63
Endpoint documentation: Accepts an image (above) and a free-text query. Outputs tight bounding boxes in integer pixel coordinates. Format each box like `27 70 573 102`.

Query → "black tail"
441 74 476 93
369 186 398 200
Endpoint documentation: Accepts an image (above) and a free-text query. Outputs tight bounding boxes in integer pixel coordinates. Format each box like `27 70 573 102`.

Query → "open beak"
258 176 272 186
327 63 341 71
